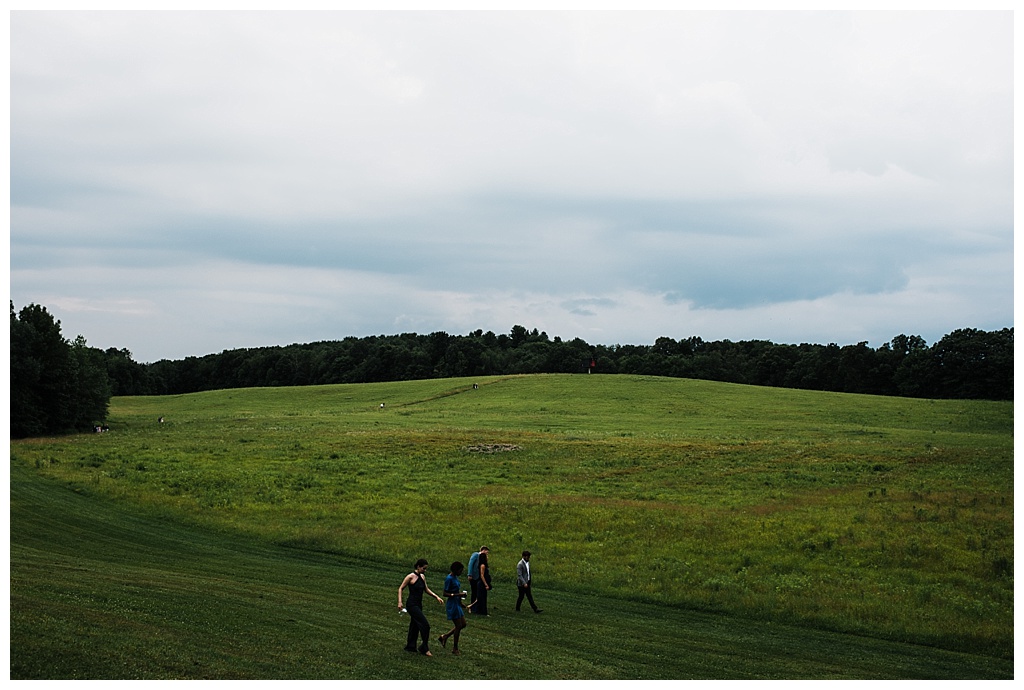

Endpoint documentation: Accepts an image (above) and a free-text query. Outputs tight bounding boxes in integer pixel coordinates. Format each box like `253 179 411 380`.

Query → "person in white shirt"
515 550 543 613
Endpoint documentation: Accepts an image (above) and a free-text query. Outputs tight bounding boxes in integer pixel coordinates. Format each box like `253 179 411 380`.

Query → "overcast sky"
9 10 1014 363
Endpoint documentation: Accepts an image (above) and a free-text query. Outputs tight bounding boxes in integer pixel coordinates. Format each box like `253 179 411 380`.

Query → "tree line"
10 303 1013 438
114 324 1011 401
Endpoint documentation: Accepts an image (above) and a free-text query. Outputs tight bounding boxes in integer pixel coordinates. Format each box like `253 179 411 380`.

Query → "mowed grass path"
10 461 1011 679
10 374 1014 676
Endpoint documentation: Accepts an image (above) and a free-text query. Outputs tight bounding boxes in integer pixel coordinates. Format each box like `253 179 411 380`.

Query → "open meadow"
9 374 1014 678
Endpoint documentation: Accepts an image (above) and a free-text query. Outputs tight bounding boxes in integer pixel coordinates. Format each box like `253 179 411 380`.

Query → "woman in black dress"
475 551 492 615
398 558 444 655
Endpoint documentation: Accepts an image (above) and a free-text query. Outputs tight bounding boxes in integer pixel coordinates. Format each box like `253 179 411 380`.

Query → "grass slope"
10 374 1013 676
10 461 1011 679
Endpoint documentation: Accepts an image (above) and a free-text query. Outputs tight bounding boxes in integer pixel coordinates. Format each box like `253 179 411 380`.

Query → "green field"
9 374 1014 678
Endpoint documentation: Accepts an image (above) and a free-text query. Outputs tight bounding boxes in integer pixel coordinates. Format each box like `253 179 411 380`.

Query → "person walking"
438 561 468 655
466 546 488 614
398 558 444 656
475 549 492 615
516 550 543 613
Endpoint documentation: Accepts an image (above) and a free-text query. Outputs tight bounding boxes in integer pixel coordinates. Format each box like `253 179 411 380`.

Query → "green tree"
10 302 47 437
10 302 112 437
931 328 1013 399
70 336 112 428
103 347 151 395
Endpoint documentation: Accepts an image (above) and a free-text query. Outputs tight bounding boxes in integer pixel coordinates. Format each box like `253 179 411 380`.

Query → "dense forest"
118 324 1011 401
9 302 1014 438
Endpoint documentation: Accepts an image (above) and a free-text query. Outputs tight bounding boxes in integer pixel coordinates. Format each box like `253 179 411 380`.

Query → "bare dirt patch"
466 443 522 453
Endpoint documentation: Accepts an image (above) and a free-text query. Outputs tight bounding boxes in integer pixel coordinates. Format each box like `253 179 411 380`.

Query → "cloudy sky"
9 10 1013 363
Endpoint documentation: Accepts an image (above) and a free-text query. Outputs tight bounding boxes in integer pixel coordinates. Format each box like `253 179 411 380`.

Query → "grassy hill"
9 374 1014 678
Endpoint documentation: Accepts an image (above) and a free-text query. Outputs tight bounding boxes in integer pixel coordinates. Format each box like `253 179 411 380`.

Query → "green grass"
10 374 1014 677
10 461 1011 679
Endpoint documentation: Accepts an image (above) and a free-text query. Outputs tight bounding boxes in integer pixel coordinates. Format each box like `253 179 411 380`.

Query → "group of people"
397 548 543 657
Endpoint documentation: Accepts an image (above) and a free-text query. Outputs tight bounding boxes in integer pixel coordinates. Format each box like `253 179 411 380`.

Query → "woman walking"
439 561 468 654
475 550 492 615
398 558 444 656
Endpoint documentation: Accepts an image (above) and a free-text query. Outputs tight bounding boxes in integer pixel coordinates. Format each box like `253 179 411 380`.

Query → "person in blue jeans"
438 561 468 654
398 559 444 656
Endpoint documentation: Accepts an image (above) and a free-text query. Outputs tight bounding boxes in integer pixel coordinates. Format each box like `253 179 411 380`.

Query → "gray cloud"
9 11 1013 362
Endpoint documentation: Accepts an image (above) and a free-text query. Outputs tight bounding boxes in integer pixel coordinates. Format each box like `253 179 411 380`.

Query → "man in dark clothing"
516 550 543 613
